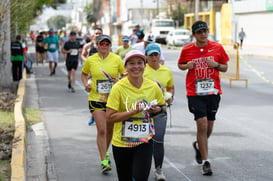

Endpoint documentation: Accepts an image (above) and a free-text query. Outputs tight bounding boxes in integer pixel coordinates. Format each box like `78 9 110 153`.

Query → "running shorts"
187 95 220 121
89 101 106 113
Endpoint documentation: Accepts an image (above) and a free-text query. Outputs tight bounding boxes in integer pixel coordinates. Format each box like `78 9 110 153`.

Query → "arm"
106 108 138 123
207 60 228 72
81 43 89 62
81 72 91 92
178 61 194 70
166 86 175 104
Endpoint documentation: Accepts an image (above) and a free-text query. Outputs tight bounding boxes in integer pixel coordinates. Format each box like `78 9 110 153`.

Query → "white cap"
143 34 155 43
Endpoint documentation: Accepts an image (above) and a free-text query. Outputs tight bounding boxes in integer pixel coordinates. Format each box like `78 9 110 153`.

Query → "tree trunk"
0 0 12 90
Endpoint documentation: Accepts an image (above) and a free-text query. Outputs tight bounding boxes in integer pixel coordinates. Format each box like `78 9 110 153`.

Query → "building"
233 0 273 47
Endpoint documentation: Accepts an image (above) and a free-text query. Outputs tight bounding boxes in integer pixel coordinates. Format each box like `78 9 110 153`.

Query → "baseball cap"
145 43 161 55
97 35 112 44
122 36 130 41
124 50 146 65
70 31 76 36
192 21 208 33
144 34 155 43
49 28 54 33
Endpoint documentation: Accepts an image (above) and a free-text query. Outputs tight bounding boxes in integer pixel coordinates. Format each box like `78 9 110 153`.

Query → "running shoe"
88 116 95 125
106 151 111 164
68 81 71 89
154 167 166 181
202 161 213 176
192 141 202 164
101 160 111 174
71 87 75 93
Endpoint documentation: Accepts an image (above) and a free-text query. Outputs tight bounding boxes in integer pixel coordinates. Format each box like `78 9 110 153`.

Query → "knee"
197 117 208 133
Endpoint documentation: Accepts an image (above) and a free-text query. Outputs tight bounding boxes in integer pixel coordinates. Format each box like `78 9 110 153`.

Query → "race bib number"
96 80 113 93
122 118 149 141
49 43 56 49
196 79 215 95
70 49 78 56
38 42 43 47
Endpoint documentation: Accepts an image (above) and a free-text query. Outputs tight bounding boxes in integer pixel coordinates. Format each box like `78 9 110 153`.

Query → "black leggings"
112 140 153 181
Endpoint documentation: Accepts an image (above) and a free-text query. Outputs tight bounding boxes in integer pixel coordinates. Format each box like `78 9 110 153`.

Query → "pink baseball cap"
124 50 146 65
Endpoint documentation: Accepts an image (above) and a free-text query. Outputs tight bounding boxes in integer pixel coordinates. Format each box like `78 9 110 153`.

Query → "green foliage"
10 0 66 36
47 15 71 30
171 6 187 27
84 2 97 25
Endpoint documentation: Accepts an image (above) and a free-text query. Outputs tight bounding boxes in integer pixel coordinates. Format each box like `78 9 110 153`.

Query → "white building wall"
236 12 273 46
233 0 273 47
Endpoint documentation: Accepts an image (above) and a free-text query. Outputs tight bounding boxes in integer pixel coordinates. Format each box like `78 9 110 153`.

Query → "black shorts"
188 95 221 121
89 101 106 113
36 46 45 53
66 60 78 71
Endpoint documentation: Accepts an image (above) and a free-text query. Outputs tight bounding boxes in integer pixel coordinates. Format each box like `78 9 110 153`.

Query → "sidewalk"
239 44 273 58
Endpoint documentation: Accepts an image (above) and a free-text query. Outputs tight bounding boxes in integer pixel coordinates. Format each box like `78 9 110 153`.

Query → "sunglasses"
99 41 110 46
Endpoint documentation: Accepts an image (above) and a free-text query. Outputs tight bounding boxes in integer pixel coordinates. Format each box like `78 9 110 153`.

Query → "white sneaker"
155 167 166 181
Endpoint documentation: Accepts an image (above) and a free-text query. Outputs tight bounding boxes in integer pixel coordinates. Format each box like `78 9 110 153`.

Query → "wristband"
216 63 220 69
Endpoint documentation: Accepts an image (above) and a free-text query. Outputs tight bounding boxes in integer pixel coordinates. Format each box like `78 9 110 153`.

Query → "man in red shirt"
177 21 229 176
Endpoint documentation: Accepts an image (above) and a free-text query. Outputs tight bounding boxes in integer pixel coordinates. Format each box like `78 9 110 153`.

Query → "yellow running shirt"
82 52 126 102
143 64 174 93
106 77 165 147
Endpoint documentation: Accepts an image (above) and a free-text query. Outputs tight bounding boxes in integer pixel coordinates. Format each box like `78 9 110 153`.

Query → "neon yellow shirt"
106 77 165 148
82 52 126 102
143 64 174 93
115 45 132 60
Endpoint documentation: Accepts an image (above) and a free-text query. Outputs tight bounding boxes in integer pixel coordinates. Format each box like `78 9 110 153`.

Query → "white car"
166 29 192 46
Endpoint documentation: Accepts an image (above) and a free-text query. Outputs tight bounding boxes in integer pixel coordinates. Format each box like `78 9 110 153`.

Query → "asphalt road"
27 45 273 181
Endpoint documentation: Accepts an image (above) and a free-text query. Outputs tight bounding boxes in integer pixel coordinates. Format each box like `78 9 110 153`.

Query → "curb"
10 70 27 181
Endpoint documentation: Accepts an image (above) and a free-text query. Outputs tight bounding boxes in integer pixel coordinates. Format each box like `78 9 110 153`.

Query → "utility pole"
157 0 159 16
194 0 199 21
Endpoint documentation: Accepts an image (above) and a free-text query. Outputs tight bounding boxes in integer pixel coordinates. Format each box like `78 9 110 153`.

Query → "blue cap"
145 43 161 55
49 28 54 33
122 36 130 41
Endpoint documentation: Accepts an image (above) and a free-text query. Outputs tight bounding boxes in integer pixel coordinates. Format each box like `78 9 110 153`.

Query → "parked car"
166 29 192 46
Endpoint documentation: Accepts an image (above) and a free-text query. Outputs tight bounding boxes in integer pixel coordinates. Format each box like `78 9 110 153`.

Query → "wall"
221 3 232 45
234 0 273 47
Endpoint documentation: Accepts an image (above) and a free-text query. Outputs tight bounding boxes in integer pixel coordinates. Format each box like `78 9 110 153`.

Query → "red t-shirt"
178 40 229 96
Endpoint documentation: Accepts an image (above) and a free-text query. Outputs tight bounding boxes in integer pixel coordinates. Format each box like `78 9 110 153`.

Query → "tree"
84 3 96 25
47 15 71 30
0 0 66 90
0 0 11 90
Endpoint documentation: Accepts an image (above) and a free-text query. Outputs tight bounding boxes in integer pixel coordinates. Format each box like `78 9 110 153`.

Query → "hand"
187 61 194 70
148 105 161 114
85 84 91 92
112 78 119 84
166 97 173 105
207 59 218 68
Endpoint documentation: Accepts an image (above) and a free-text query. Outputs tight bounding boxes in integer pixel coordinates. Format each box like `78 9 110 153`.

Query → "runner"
133 34 165 65
106 49 166 181
144 43 174 181
60 30 70 61
177 20 229 176
81 27 103 62
62 31 82 93
44 28 61 76
35 31 45 64
115 35 132 60
81 35 126 174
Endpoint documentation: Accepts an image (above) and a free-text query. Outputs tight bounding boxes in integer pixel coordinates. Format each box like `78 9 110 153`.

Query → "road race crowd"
12 20 229 181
